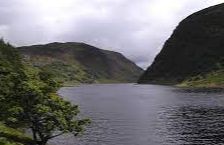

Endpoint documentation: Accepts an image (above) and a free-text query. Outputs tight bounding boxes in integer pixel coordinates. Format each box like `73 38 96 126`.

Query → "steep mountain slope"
19 42 143 85
138 3 224 85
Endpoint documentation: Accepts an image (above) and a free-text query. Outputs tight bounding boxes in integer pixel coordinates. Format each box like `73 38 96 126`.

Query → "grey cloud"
0 0 223 68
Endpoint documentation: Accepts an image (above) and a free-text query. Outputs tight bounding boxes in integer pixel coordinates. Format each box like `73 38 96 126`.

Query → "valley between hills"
2 2 224 145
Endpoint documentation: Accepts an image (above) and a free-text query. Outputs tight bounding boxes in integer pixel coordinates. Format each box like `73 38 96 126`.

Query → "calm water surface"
51 84 224 145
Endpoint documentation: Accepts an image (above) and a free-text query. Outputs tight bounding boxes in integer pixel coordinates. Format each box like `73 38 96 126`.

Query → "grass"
0 123 32 145
32 60 96 85
178 69 224 88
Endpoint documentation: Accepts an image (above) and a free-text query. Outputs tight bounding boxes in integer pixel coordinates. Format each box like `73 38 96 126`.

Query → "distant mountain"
138 3 224 87
19 42 143 85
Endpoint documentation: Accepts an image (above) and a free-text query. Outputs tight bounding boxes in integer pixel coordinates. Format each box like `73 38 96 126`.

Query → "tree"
23 92 90 145
0 40 90 145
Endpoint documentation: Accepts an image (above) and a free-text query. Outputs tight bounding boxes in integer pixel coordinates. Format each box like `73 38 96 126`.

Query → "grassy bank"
0 123 32 145
178 69 224 89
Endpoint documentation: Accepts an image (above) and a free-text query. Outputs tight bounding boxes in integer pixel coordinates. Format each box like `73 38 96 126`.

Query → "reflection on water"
50 84 224 145
158 106 224 144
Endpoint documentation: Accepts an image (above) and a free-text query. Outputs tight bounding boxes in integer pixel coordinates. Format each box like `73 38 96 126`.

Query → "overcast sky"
0 0 223 68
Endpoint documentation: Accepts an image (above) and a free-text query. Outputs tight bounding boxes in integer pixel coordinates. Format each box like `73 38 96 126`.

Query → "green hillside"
179 69 224 88
19 42 143 85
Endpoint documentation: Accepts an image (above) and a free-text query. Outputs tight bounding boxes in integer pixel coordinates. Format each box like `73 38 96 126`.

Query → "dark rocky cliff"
139 3 224 84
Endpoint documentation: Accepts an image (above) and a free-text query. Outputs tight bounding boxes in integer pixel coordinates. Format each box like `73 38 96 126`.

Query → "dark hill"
138 3 224 85
19 42 143 85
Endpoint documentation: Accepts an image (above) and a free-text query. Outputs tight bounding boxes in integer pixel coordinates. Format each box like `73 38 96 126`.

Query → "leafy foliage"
0 40 90 145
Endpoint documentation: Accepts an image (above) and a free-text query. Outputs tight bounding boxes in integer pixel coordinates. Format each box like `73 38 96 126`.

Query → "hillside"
138 3 224 87
19 42 143 85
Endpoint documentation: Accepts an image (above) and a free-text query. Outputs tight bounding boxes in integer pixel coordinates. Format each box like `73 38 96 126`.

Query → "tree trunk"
37 140 48 145
32 128 37 144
